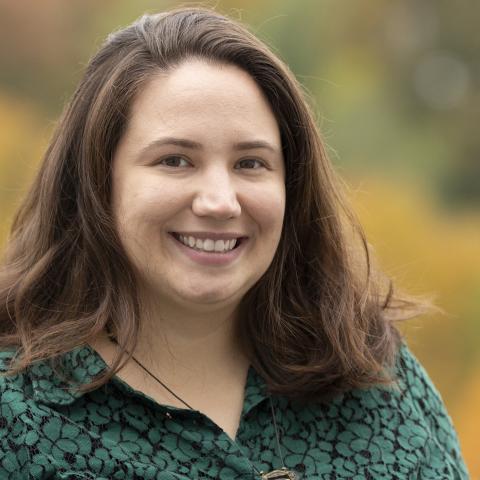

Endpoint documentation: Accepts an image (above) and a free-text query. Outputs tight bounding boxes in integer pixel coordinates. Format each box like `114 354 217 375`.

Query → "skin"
92 58 285 439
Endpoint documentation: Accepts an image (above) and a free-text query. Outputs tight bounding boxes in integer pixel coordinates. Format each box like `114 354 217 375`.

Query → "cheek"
114 179 183 227
247 183 286 236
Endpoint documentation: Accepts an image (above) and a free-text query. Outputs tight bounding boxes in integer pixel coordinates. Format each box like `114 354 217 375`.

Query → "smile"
178 235 236 253
169 232 247 267
170 233 244 254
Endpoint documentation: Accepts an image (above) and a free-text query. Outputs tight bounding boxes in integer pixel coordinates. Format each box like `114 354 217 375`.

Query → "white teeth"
176 234 239 253
203 239 214 251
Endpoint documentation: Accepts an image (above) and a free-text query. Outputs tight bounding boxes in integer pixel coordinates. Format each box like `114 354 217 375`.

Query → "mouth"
169 232 246 254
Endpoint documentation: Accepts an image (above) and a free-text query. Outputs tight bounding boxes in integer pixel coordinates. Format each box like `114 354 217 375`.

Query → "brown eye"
158 155 190 167
235 158 264 169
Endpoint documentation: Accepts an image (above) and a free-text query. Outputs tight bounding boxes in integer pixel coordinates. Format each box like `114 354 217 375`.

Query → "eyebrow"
139 136 279 156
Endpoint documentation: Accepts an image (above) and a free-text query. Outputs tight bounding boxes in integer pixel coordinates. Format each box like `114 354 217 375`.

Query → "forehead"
124 59 281 146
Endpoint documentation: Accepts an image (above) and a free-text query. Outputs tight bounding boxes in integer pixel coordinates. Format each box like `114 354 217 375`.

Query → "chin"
174 282 247 308
182 290 235 306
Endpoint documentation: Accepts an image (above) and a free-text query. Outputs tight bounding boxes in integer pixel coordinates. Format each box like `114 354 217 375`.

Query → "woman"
0 7 468 479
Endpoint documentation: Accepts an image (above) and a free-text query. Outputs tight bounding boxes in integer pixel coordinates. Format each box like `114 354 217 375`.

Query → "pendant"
260 468 298 479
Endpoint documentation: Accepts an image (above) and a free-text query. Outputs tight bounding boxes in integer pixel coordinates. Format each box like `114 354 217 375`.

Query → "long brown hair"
0 7 432 402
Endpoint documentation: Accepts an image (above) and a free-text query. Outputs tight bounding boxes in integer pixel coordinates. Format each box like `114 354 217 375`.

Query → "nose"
191 169 241 220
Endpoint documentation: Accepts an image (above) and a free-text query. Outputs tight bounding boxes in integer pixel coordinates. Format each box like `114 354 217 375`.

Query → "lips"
169 231 246 241
168 231 248 266
170 231 247 250
176 234 238 252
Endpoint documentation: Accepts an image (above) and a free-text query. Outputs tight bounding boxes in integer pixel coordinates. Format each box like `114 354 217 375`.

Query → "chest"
137 387 245 441
115 368 247 441
52 389 439 480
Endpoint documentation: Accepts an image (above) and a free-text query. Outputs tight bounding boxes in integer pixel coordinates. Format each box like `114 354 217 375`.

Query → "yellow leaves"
350 175 480 303
0 91 50 248
454 366 480 478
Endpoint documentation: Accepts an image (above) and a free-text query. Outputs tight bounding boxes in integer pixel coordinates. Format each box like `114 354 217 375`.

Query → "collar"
29 344 269 414
29 344 107 406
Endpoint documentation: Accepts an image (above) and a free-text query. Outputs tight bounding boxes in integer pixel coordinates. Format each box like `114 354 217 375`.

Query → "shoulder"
387 342 462 446
354 343 468 477
0 348 31 397
294 342 469 478
0 349 39 478
392 343 453 419
0 350 77 479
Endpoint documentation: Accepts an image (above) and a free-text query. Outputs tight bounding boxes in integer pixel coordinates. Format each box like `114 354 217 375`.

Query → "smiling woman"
111 60 285 309
0 6 469 480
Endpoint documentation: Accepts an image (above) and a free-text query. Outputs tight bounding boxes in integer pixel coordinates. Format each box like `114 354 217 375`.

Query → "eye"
235 158 265 170
157 155 191 167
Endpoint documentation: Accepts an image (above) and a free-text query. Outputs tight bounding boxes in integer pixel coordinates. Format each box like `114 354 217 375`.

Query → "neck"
94 294 250 390
138 298 248 376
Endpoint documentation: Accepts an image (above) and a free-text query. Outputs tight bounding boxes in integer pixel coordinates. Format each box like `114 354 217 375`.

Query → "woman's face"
111 59 285 313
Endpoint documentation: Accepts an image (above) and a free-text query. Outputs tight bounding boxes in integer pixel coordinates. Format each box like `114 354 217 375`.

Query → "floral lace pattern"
0 343 468 479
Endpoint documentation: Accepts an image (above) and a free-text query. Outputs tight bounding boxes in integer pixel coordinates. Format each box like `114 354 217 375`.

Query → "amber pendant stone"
260 468 298 479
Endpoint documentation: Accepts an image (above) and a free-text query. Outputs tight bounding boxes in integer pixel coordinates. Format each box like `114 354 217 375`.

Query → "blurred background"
0 0 478 474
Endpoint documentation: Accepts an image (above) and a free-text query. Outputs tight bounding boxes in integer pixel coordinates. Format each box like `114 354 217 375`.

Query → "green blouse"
0 343 468 479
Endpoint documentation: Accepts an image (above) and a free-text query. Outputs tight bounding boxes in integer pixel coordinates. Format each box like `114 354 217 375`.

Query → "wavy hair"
0 7 433 401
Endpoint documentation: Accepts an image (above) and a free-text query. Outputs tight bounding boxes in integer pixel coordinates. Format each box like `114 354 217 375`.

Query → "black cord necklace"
111 338 298 479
